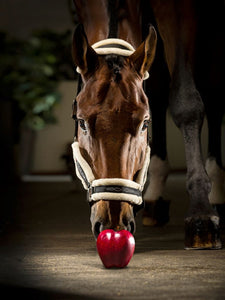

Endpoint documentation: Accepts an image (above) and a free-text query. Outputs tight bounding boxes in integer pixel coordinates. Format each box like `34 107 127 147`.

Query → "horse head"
72 24 157 238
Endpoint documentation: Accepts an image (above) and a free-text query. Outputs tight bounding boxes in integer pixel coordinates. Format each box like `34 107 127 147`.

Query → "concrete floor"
0 174 224 300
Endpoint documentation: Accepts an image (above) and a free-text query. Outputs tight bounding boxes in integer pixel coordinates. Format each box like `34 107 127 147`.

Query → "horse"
71 0 225 249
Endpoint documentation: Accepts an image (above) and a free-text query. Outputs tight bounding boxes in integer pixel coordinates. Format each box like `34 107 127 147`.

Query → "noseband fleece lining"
71 141 150 206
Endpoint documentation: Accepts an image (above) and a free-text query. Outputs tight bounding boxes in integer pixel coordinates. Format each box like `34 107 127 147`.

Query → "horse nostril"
94 222 101 238
129 221 135 235
122 217 135 234
122 217 128 227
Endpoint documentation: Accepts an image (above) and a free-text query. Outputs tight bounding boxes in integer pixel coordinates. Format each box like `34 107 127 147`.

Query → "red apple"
96 229 135 268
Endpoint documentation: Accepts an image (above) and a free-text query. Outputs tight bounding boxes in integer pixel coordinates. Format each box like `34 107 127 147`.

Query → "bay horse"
71 0 225 249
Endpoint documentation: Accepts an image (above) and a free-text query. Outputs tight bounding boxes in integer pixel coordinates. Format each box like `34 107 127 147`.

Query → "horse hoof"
184 215 222 250
142 197 170 227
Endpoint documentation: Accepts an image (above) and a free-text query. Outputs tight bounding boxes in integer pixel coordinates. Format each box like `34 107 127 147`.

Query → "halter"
72 38 151 208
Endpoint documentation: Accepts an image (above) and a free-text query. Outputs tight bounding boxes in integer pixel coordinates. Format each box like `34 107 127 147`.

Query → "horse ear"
129 25 157 78
72 24 99 77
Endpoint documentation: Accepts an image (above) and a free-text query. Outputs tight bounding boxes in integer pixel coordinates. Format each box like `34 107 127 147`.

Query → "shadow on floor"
0 283 101 300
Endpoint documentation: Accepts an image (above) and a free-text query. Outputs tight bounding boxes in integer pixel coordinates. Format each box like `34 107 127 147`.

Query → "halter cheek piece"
72 39 151 209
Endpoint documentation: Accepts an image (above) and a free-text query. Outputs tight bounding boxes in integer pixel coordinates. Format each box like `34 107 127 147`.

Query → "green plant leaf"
0 29 75 130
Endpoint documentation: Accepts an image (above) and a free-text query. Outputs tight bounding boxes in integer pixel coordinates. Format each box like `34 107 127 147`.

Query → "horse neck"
75 0 142 48
116 0 143 48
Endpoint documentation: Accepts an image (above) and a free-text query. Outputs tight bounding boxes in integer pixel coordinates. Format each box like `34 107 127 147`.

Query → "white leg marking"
144 155 170 202
206 157 225 205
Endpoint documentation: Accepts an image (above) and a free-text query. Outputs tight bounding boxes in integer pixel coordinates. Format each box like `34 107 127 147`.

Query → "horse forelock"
76 54 149 126
93 55 147 105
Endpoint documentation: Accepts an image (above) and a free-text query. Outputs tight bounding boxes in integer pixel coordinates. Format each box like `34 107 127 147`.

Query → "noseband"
72 38 151 209
72 141 150 206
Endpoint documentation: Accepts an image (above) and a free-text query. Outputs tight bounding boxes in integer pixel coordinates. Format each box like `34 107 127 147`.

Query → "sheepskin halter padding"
71 141 150 206
76 38 149 80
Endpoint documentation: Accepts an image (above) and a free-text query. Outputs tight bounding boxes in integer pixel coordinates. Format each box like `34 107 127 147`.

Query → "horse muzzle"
71 141 150 238
90 199 136 239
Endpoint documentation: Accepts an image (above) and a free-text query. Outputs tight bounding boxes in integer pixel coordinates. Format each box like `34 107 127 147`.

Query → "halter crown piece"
72 38 151 207
76 38 149 80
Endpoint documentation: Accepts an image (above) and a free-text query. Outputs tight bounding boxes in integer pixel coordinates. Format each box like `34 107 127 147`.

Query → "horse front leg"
143 96 170 227
205 95 225 229
169 64 222 250
143 38 171 227
189 0 225 229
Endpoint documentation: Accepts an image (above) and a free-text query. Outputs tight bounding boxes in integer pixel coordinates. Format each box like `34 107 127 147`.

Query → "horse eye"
79 119 87 131
142 120 150 131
